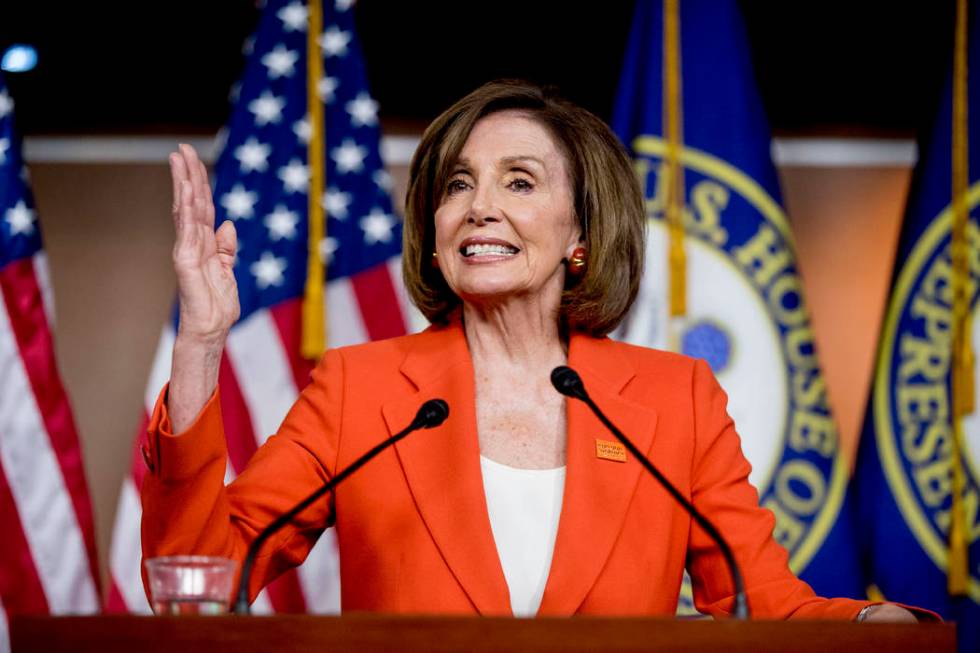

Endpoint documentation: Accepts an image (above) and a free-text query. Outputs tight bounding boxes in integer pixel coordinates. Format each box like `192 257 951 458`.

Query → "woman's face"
433 111 581 310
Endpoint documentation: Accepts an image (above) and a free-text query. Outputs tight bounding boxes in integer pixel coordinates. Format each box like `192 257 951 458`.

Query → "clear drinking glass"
145 555 238 615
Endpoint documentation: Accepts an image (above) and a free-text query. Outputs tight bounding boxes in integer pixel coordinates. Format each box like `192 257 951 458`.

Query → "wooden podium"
10 615 955 652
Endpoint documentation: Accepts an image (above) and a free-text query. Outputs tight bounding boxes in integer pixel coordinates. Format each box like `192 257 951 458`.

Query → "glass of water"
145 555 238 615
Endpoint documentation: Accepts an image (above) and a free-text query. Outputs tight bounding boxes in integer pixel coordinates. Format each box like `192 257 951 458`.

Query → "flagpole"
663 0 687 329
948 0 972 597
303 0 328 358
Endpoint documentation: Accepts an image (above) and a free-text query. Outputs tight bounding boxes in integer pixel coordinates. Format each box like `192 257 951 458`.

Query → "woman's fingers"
196 158 216 227
215 220 238 266
182 144 207 204
171 144 215 230
169 152 189 224
169 142 220 272
173 179 197 259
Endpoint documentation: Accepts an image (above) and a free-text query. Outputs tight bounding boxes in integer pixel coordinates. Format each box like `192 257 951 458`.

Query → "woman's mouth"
460 242 520 257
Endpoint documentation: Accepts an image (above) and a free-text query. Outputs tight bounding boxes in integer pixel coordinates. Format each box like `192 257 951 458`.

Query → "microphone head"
550 366 587 400
417 398 449 428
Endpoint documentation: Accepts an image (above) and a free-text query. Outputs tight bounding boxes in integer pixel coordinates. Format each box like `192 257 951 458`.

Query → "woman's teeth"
462 243 519 257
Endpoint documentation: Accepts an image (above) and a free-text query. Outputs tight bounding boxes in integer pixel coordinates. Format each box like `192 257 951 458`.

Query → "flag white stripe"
143 325 175 411
386 256 427 335
31 253 55 328
225 310 298 446
108 480 152 614
296 527 341 613
0 296 98 613
251 587 274 614
0 593 9 653
326 279 368 348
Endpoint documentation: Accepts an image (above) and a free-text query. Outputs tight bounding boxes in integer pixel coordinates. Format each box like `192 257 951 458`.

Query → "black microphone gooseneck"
233 398 449 614
550 366 750 620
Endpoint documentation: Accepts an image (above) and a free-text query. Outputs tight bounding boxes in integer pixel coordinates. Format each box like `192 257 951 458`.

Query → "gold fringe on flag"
866 584 887 603
302 0 328 359
663 0 687 317
948 0 972 597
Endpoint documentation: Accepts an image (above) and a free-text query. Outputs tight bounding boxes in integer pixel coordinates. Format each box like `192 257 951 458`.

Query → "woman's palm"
170 144 240 340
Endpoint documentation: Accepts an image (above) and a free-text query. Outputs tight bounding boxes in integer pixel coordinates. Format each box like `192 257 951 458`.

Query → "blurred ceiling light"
2 45 38 73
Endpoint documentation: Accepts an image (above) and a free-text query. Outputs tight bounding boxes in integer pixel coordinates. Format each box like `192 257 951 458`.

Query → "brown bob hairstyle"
402 80 645 337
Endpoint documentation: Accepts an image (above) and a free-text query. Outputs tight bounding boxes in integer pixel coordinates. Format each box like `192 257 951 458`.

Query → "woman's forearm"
168 333 226 434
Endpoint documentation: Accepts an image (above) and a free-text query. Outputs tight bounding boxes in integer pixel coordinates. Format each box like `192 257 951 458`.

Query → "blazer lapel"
382 323 511 615
537 334 659 615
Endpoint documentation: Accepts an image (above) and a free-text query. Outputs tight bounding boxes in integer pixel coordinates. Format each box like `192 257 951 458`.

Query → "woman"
143 80 915 621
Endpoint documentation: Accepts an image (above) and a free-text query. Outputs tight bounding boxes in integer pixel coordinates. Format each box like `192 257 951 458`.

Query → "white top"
479 455 566 617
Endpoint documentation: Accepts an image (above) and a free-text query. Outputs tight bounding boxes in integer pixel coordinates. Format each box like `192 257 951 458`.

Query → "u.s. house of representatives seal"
873 183 980 603
616 137 849 612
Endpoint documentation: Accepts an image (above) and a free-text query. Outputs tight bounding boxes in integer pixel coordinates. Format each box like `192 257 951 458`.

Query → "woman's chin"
457 286 522 305
455 284 559 311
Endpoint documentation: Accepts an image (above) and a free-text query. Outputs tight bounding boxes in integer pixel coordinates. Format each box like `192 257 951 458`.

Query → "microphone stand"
232 398 449 614
551 366 750 620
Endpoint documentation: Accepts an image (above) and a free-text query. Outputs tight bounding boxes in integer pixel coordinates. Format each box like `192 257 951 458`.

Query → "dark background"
0 1 956 136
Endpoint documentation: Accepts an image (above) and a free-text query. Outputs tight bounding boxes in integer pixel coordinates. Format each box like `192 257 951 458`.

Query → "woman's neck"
461 299 567 370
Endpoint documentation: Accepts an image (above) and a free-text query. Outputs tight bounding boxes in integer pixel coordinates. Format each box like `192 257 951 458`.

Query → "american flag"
107 0 414 613
0 73 101 646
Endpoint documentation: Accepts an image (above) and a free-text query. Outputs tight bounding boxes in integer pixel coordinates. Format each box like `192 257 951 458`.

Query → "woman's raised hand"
167 144 240 433
170 144 240 343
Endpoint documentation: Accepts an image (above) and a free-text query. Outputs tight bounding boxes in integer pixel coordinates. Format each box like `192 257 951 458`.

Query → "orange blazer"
141 321 871 619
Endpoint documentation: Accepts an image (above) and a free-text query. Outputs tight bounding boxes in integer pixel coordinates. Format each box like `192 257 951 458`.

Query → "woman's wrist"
174 324 229 351
857 603 918 623
855 605 874 622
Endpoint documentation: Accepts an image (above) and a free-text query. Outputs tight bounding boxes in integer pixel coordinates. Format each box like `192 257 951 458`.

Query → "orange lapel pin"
595 439 627 463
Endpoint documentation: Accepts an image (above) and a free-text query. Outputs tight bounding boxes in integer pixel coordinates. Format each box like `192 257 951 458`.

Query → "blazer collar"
382 322 659 616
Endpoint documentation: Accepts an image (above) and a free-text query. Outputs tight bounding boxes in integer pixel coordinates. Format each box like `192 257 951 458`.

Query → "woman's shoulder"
326 328 432 362
587 335 703 374
323 322 463 369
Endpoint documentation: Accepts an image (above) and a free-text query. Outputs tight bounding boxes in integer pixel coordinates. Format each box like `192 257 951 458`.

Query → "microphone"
233 398 449 614
550 366 750 620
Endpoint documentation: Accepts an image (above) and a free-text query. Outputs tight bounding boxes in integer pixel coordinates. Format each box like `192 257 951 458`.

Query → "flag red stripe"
264 571 308 613
0 453 50 614
270 300 316 391
105 579 129 614
218 353 259 473
350 265 407 341
0 258 100 591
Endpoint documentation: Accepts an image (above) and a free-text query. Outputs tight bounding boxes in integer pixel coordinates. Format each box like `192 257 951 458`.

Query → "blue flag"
854 5 980 650
612 0 863 612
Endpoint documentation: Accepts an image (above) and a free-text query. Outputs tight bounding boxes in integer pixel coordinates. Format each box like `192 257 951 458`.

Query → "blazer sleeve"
140 348 346 603
684 358 872 620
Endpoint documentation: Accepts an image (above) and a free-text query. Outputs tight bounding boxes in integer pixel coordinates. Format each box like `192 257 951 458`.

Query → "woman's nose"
467 187 501 225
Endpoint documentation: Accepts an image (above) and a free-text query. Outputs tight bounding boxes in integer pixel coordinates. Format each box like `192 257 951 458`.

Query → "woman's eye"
508 178 533 192
446 178 470 195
